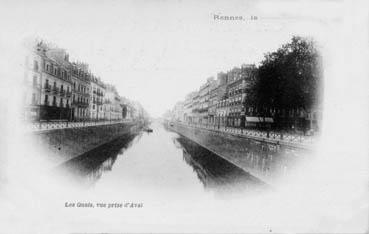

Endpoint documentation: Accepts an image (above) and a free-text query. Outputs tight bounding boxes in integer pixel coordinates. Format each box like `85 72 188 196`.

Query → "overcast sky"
0 0 341 117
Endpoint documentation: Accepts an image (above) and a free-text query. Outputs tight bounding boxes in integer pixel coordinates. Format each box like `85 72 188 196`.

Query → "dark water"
57 122 271 194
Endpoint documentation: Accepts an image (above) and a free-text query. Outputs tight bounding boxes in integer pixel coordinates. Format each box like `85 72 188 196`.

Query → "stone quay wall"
30 121 141 165
168 122 309 185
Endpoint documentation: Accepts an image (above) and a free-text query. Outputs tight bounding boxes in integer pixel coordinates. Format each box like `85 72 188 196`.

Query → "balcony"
44 84 51 92
60 90 66 97
52 87 59 94
72 101 89 107
66 91 72 97
32 82 40 89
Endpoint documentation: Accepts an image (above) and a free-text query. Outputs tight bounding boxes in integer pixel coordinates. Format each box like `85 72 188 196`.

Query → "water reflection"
166 124 305 185
57 133 140 187
55 123 274 196
173 136 269 194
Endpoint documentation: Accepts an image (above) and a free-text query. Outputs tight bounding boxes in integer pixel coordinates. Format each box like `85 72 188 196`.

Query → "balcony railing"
72 101 89 107
93 99 103 105
60 90 65 97
174 122 316 149
44 84 51 92
52 87 59 94
66 91 72 97
26 119 132 132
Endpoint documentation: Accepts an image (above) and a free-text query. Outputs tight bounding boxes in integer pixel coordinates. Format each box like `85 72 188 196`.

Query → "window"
46 64 49 72
60 98 63 107
93 105 95 110
53 96 56 106
61 85 64 92
44 95 49 105
33 60 39 71
32 93 36 104
32 76 37 86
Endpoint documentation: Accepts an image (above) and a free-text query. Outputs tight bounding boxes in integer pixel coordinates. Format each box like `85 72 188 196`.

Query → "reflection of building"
24 42 73 121
176 136 264 191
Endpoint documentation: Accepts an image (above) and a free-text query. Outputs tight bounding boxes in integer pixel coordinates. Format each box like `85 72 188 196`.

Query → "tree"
251 36 323 130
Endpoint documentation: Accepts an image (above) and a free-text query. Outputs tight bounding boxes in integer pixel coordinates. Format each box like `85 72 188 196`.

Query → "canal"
57 121 269 197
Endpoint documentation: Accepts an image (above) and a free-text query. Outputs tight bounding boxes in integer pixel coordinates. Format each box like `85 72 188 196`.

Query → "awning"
246 116 274 123
246 116 261 122
264 117 274 123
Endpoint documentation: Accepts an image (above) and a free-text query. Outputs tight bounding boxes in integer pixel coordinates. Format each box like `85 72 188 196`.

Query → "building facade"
104 84 123 121
24 40 140 123
90 76 105 120
70 62 91 121
24 42 73 121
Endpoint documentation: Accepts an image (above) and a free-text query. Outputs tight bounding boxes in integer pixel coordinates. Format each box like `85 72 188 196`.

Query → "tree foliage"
251 36 323 115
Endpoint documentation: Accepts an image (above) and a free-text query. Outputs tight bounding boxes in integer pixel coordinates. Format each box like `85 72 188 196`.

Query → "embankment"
30 122 141 165
168 123 309 185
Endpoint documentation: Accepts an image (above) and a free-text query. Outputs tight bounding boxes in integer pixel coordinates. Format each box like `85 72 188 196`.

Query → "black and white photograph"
0 0 368 233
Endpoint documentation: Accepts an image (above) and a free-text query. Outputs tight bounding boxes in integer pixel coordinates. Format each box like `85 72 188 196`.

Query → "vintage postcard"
0 0 368 233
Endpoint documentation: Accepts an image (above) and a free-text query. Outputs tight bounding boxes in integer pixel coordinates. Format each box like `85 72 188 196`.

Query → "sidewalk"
176 122 317 149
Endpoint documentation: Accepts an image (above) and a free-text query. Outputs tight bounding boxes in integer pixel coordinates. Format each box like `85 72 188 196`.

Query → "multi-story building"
70 62 91 121
182 91 197 124
119 96 131 120
24 43 44 121
196 77 215 125
90 76 106 120
207 79 220 126
171 101 184 122
24 40 142 124
191 92 200 124
104 84 123 121
24 42 73 121
214 72 229 127
225 65 250 127
216 65 259 128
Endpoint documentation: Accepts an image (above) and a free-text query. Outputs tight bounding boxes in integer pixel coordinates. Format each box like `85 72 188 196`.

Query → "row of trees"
246 36 323 131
